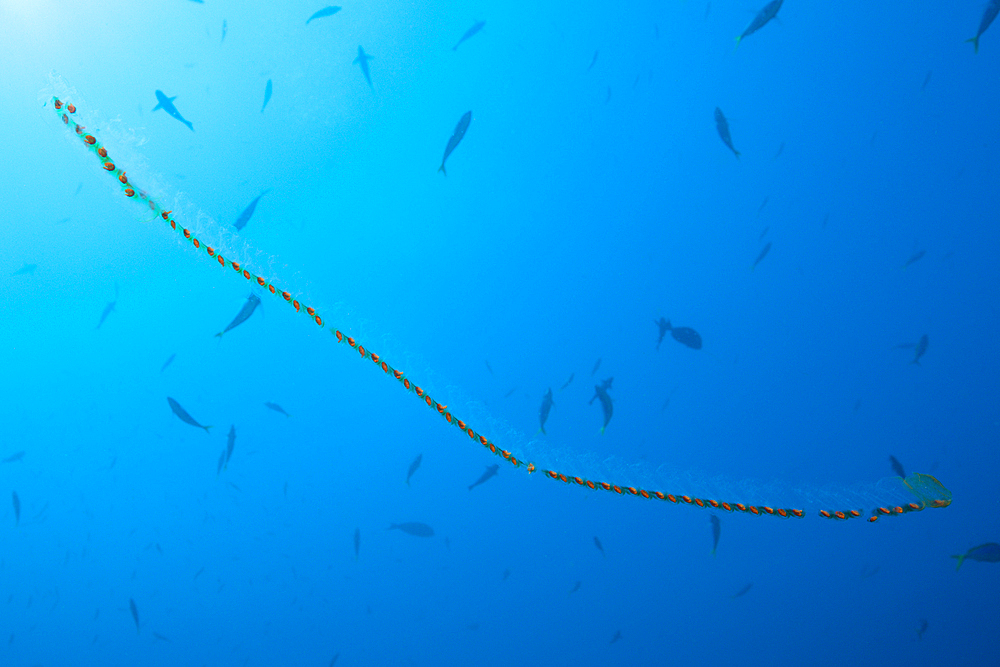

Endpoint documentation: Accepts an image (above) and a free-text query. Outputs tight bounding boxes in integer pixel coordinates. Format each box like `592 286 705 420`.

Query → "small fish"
916 619 928 640
221 19 227 43
307 6 341 24
604 86 612 103
468 464 499 490
710 515 721 557
129 598 140 633
921 71 932 92
503 387 517 398
438 111 472 176
967 0 1000 53
329 654 340 667
910 334 928 365
661 320 703 350
2 451 25 464
773 142 785 159
757 196 769 217
452 20 485 51
216 293 262 337
160 353 176 373
152 90 194 131
609 630 622 645
559 373 574 390
225 425 236 467
11 263 36 276
167 397 212 433
889 455 906 479
952 543 1000 570
152 631 171 642
654 317 670 350
902 250 925 270
406 453 422 486
354 46 374 87
586 50 598 71
502 568 511 581
193 567 205 579
752 242 772 271
759 226 770 241
216 449 226 476
261 79 272 113
591 358 602 376
594 536 605 557
484 360 493 375
233 190 270 231
590 378 614 434
735 0 783 49
12 492 19 526
227 481 241 492
538 388 554 434
569 581 581 595
264 402 291 417
96 283 118 329
388 522 435 537
714 107 740 159
353 528 360 560
731 583 753 599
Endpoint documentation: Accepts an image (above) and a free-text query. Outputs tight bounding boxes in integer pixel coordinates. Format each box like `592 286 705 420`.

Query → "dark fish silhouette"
129 598 140 633
710 515 721 557
731 583 753 599
438 111 472 176
757 196 769 217
502 568 511 581
406 453 422 486
11 263 36 276
714 107 740 158
353 528 360 560
388 522 435 537
759 226 770 241
216 293 261 337
221 19 227 43
661 320 702 350
586 50 598 71
752 242 772 271
569 581 581 595
11 491 19 526
329 653 340 666
902 250 925 270
889 455 906 479
452 20 485 50
560 373 574 390
261 79 273 113
654 317 670 350
264 402 291 417
503 387 517 398
609 629 622 645
354 46 374 87
160 353 176 373
967 0 1000 53
735 0 783 48
167 397 212 433
952 543 1000 570
233 190 270 231
468 464 499 490
921 71 932 91
594 536 605 557
916 619 928 640
911 334 928 365
773 142 785 159
152 90 194 131
589 378 614 434
225 425 236 467
152 631 171 642
216 449 226 476
591 358 602 376
538 388 554 434
484 360 493 375
96 283 119 329
307 6 341 24
2 451 25 463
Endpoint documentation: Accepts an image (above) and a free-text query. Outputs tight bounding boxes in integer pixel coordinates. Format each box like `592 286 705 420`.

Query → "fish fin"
734 35 741 51
438 164 446 176
965 37 979 54
185 121 194 132
711 548 716 558
152 103 162 112
214 332 223 338
539 426 546 435
599 426 606 435
910 359 920 366
203 425 213 433
952 554 965 571
734 150 741 159
170 96 177 102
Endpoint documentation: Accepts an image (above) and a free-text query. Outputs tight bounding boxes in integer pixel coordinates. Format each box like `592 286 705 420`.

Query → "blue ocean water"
1 0 998 664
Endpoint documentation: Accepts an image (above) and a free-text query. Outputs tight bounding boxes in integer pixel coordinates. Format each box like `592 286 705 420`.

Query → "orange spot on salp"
627 487 638 496
892 507 904 515
640 490 650 499
791 509 804 518
653 491 665 500
721 502 732 511
510 456 519 466
776 508 788 517
124 188 135 197
103 161 115 171
231 261 240 271
708 499 720 508
600 482 612 491
526 463 536 473
877 507 890 515
170 220 176 230
161 210 171 220
488 443 496 453
336 331 343 342
849 510 862 518
206 246 215 256
611 485 623 494
66 103 76 113
467 428 475 439
54 99 63 109
84 135 96 145
749 506 761 515
192 239 200 249
834 511 846 520
182 229 190 239
437 404 447 413
256 276 265 286
456 419 465 429
357 345 365 357
735 503 747 512
98 147 107 157
444 412 452 423
667 494 678 503
119 172 127 184
75 125 84 134
868 515 879 523
573 476 584 485
370 353 379 363
403 379 410 390
393 369 403 379
243 270 250 280
547 470 559 480
907 503 921 511
381 362 389 373
560 474 570 484
292 300 300 312
268 284 275 294
424 395 432 407
217 255 225 267
681 495 692 504
306 306 315 316
762 506 774 515
62 114 68 124
414 386 423 396
588 481 598 490
502 451 513 461
819 510 832 518
281 291 291 301
314 315 323 326
694 498 705 507
347 337 356 348
479 435 487 445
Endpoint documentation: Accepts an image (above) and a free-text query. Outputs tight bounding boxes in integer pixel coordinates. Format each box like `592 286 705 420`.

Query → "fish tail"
538 426 546 435
965 36 979 54
734 35 742 51
438 164 446 176
599 426 606 435
734 150 741 160
203 425 213 433
711 548 716 558
909 359 920 366
214 332 223 338
952 554 965 571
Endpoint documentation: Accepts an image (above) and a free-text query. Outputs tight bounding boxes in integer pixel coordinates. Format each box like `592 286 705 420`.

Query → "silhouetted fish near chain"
730 583 753 599
538 388 554 434
714 107 740 159
216 293 261 337
654 317 670 350
609 629 622 645
354 46 374 87
569 581 581 595
967 0 999 53
452 20 485 51
225 425 236 468
160 353 176 373
889 455 906 479
95 283 119 329
216 449 226 476
735 0 783 49
468 464 499 490
752 242 772 271
307 6 341 25
167 397 212 433
952 543 1000 570
594 536 605 557
233 190 270 231
264 402 290 417
152 632 171 642
152 90 194 131
710 515 721 557
589 378 614 434
406 453 422 486
916 619 928 640
388 522 435 537
586 50 598 71
2 451 25 464
261 79 272 113
438 111 472 176
910 334 928 365
591 358 602 376
661 320 702 350
11 492 19 526
329 653 340 666
221 19 227 43
129 598 140 634
902 250 925 270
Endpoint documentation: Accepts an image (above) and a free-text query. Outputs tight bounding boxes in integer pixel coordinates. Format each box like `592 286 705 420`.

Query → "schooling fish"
160 353 176 373
452 20 485 51
589 378 614 434
710 515 721 557
12 491 19 526
307 6 341 24
889 455 906 479
152 90 194 132
468 464 499 490
438 111 472 176
406 453 422 486
910 334 928 365
731 583 753 599
264 402 291 417
569 581 582 595
714 107 740 159
967 0 1000 53
354 46 374 87
538 388 554 434
916 619 928 640
96 283 119 330
2 451 25 463
662 320 703 350
559 373 575 390
654 317 670 350
591 358 602 376
951 543 1000 570
225 425 236 467
11 263 36 276
594 536 605 557
216 449 226 476
167 397 212 433
261 79 272 113
752 242 772 271
735 0 783 49
233 190 270 231
216 293 262 338
902 250 925 270
388 522 435 537
586 50 598 71
129 598 140 634
221 19 227 43
353 528 360 560
609 630 622 645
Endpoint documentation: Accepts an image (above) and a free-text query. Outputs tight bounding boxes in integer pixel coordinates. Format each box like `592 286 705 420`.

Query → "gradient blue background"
1 1 998 665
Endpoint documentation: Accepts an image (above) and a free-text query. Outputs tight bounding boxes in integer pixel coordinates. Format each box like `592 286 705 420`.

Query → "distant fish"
264 402 291 417
757 196 769 217
152 90 194 131
96 283 119 330
307 6 341 24
167 397 212 433
714 107 740 159
710 515 721 557
590 378 614 434
503 387 517 398
438 110 472 176
261 79 272 113
559 373 574 390
216 450 226 476
406 453 422 486
388 522 435 537
2 451 25 464
661 320 702 350
468 464 499 490
11 263 36 276
889 455 906 479
586 50 598 71
484 360 493 375
221 19 227 43
609 629 622 645
160 353 176 373
354 46 374 87
594 536 605 557
902 250 925 270
233 190 270 231
329 653 340 667
735 0 783 48
216 293 261 337
773 142 785 159
916 619 928 640
538 388 554 434
966 0 1000 53
569 581 581 595
730 583 753 599
758 226 770 241
152 632 171 642
502 568 511 581
11 491 19 526
129 598 140 634
951 543 1000 570
225 425 236 467
591 358 602 376
654 317 670 350
920 71 932 92
910 334 928 365
452 20 485 51
752 242 772 271
353 527 360 560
